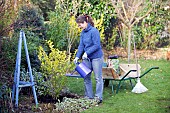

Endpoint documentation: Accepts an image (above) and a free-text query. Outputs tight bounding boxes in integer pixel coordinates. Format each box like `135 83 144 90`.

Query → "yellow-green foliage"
68 16 81 37
93 14 105 42
66 16 81 58
38 40 70 97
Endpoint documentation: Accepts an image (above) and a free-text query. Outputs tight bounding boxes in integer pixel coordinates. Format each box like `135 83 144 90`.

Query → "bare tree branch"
131 8 152 27
111 0 129 26
129 1 143 24
121 0 129 22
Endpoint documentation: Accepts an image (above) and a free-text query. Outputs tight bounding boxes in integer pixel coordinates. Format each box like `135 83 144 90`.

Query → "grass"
66 59 170 113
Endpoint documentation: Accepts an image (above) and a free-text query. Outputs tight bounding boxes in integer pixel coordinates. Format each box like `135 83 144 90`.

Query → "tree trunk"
67 41 71 64
127 27 132 63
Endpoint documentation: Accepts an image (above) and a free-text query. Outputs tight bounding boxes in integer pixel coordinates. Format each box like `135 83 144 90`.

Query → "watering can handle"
75 62 80 65
82 57 91 62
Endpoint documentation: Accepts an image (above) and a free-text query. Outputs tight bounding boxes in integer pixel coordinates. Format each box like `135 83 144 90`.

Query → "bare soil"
103 47 169 60
10 92 80 113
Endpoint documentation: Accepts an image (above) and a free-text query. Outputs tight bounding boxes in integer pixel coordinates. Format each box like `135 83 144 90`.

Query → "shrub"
0 37 18 86
93 14 105 43
133 4 170 49
38 40 70 98
45 7 69 50
0 84 12 113
14 4 45 39
12 4 45 70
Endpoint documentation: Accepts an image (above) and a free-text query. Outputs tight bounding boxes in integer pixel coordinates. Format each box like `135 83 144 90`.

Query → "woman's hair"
76 14 94 27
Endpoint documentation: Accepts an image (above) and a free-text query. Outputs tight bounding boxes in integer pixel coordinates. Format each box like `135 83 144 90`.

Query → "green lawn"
66 59 170 113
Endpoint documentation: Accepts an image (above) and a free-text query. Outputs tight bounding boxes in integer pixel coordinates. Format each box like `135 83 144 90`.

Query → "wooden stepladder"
12 30 38 107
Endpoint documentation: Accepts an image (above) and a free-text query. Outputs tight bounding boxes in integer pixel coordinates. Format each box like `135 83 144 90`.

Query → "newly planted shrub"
38 40 70 98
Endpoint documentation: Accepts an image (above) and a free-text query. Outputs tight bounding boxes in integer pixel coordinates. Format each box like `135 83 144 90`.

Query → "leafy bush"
133 4 170 49
12 4 45 70
19 68 45 96
45 7 69 50
93 14 105 43
31 69 45 96
31 0 56 20
38 40 70 98
14 4 45 39
0 84 12 112
0 37 18 85
82 0 115 30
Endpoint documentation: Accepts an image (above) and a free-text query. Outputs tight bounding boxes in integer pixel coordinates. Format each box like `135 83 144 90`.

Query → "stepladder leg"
15 86 19 107
32 85 38 107
12 84 16 102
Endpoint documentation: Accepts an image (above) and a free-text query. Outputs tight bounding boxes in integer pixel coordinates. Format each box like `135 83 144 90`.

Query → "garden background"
0 0 169 112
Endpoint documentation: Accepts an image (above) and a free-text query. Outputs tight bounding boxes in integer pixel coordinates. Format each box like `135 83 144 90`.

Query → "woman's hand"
73 57 79 63
82 52 87 59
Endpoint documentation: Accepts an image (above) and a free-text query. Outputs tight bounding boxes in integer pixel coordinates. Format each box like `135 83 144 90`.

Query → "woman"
73 14 103 103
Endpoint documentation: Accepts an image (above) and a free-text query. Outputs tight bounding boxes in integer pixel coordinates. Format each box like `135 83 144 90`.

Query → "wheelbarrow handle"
152 66 159 69
140 66 159 78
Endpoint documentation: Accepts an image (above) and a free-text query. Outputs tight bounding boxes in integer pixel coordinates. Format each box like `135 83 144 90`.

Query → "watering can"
75 62 92 78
